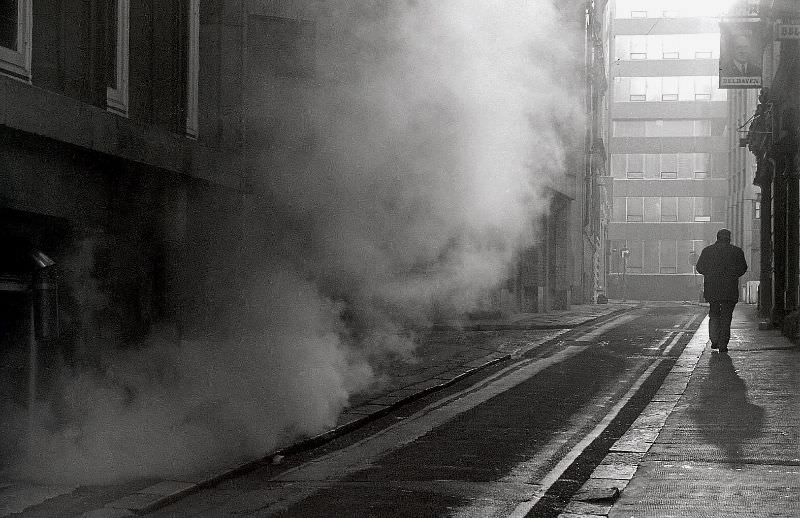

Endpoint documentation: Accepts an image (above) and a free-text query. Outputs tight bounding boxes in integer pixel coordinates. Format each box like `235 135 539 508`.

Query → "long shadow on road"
689 353 764 467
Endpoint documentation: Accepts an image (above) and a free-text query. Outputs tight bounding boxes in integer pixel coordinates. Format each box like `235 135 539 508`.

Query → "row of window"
612 196 726 223
613 119 724 138
609 239 707 275
0 0 199 136
610 153 722 179
614 34 720 61
615 0 731 18
613 76 727 103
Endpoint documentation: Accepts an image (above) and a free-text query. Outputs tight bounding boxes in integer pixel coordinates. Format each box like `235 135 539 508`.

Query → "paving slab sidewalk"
561 304 800 518
2 303 633 518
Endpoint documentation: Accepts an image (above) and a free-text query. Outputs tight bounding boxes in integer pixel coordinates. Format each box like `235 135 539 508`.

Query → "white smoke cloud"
7 268 373 484
256 0 582 324
3 0 583 484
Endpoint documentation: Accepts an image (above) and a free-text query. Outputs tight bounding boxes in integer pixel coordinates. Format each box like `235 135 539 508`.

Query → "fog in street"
4 1 585 484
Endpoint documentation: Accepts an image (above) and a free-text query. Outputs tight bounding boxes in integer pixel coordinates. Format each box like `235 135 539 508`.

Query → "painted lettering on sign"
778 24 800 39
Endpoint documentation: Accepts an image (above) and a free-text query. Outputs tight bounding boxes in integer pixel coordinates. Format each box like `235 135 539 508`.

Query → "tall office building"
606 1 728 300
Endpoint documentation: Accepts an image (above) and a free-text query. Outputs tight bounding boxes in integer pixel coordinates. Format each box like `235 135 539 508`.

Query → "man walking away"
695 229 748 352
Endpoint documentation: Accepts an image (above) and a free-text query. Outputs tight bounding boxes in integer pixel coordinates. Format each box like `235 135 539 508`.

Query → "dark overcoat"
695 240 748 302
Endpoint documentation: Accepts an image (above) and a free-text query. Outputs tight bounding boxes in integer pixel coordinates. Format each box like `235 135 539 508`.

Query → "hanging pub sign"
719 19 764 89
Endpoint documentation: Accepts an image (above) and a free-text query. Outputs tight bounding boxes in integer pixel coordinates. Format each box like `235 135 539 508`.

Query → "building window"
627 197 644 222
660 240 677 273
185 0 200 137
0 0 31 80
629 77 646 103
662 77 678 101
631 10 647 18
694 76 714 101
695 51 712 59
678 197 693 221
644 197 661 222
107 0 129 116
627 154 645 178
693 153 710 177
694 197 712 221
661 154 678 177
662 197 678 221
661 171 678 179
663 51 679 59
615 75 724 103
754 195 761 219
627 241 643 273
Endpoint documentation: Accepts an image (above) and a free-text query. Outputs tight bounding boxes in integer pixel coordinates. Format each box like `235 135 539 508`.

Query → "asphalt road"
146 302 706 518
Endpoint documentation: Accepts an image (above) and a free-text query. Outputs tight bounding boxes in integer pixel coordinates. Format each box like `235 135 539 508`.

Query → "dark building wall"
31 1 108 108
0 124 245 354
128 0 189 133
30 1 191 134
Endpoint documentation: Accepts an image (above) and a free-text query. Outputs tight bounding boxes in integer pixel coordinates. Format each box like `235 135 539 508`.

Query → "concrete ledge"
0 75 241 189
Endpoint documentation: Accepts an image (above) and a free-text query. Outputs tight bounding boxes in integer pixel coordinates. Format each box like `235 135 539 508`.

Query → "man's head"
732 34 752 64
717 228 732 243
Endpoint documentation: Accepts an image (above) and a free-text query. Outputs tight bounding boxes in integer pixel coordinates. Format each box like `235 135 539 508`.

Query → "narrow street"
142 302 705 518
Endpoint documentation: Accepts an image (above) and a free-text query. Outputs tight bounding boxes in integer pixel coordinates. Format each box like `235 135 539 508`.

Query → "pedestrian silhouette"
695 229 747 351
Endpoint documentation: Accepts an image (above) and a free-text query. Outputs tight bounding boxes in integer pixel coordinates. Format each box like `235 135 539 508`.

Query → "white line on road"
661 332 684 356
661 313 700 356
507 357 665 518
575 314 639 342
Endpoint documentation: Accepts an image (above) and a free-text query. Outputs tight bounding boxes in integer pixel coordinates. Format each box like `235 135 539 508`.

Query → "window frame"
659 240 678 274
626 197 644 222
185 0 200 137
106 0 130 116
694 197 712 222
661 197 678 221
0 0 32 81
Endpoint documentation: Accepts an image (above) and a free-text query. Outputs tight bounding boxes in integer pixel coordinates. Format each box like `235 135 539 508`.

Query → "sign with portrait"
719 20 764 89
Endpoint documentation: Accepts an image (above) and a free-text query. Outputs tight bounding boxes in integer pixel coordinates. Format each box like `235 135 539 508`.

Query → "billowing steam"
3 1 582 483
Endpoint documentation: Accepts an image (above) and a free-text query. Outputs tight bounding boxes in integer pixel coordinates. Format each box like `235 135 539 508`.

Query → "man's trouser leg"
719 301 736 347
708 301 721 345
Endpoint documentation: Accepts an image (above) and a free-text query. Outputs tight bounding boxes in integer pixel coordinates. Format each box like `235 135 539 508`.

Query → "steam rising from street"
3 1 582 483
